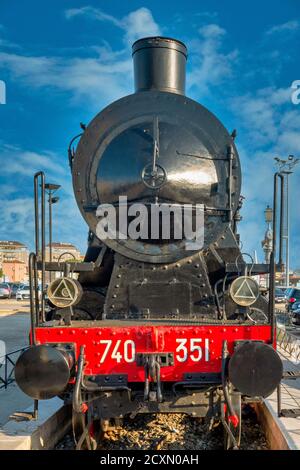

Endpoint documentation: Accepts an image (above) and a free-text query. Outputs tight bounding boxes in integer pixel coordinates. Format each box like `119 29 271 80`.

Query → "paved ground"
266 346 300 449
0 300 32 426
0 300 30 352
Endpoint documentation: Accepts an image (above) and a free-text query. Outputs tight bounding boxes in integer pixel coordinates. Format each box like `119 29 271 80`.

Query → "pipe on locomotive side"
132 36 187 95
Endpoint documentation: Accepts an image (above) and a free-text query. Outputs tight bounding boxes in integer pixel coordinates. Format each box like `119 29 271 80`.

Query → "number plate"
97 338 210 364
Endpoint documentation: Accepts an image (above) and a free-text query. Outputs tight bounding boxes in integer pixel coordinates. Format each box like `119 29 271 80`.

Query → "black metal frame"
270 173 284 344
0 347 28 389
34 171 46 321
269 172 286 418
21 172 47 421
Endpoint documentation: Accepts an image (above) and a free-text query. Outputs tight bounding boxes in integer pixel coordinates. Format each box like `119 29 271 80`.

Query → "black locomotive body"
15 37 282 450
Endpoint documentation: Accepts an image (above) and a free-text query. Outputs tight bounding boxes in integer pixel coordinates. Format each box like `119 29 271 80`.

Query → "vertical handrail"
34 175 39 257
270 173 284 344
34 255 40 325
34 172 46 322
279 176 284 269
29 252 37 341
227 144 233 222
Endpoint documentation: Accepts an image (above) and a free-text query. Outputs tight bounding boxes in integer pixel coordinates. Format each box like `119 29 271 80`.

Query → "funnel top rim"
132 36 187 57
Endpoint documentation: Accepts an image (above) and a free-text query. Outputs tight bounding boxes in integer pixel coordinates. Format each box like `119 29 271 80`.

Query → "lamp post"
45 183 61 280
262 205 273 287
274 155 299 287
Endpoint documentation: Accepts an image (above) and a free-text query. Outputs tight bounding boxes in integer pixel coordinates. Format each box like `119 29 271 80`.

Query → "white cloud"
230 87 291 146
0 193 87 253
198 23 225 39
265 20 299 36
121 8 161 44
1 145 66 177
229 86 300 263
0 11 236 108
0 197 34 239
0 141 87 253
0 183 18 195
0 7 161 108
65 6 122 27
65 6 161 45
187 23 238 97
0 49 132 108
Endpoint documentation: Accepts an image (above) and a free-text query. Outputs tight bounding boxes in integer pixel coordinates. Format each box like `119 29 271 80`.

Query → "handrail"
269 173 284 344
34 171 46 322
0 346 29 389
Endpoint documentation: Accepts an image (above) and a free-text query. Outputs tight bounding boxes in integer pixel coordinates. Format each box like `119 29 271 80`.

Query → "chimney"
132 36 187 96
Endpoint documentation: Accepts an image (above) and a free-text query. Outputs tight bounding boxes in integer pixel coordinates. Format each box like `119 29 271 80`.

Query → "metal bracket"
10 399 39 422
85 374 128 387
136 352 174 367
138 353 169 403
183 372 221 384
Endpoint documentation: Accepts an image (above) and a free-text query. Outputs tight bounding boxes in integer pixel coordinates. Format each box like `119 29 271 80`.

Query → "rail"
0 346 28 389
276 325 300 363
275 309 291 327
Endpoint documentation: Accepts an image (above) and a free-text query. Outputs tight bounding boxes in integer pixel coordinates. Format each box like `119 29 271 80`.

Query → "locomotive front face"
16 36 283 450
73 37 241 262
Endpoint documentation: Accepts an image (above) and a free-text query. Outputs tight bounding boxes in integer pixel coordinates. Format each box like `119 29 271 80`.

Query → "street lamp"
274 155 299 287
264 205 273 224
45 184 61 274
262 205 273 265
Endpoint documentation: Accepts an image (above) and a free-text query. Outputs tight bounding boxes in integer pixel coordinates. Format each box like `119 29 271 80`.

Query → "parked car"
291 302 300 325
0 283 11 299
16 284 30 300
275 287 286 303
16 284 42 301
8 283 22 298
285 287 300 312
285 287 293 298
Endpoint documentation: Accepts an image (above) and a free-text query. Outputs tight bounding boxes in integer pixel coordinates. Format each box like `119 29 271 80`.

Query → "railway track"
55 405 268 450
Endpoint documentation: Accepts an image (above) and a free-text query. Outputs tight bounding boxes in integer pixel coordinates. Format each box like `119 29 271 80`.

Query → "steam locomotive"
15 37 282 450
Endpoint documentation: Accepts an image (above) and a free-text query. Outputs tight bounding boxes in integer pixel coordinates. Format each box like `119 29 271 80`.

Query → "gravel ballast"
56 405 268 450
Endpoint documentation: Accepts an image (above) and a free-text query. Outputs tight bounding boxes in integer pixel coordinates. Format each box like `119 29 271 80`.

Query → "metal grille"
0 346 28 389
277 326 300 363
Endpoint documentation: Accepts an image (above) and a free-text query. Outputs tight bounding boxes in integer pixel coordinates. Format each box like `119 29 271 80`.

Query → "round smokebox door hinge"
141 163 167 189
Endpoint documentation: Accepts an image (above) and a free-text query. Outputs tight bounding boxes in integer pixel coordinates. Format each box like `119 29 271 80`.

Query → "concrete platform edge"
0 400 71 450
255 400 298 450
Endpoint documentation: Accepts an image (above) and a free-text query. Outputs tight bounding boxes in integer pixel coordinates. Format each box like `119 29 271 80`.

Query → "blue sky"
0 0 299 265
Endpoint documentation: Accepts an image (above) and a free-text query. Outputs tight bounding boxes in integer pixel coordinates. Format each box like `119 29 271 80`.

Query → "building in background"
2 260 27 283
45 242 82 262
0 240 29 264
0 241 29 282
